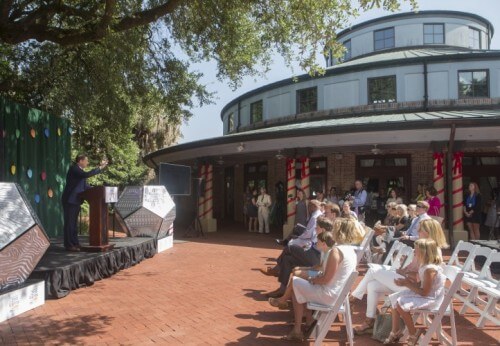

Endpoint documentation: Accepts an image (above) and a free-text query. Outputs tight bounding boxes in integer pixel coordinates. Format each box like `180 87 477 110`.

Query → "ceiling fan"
216 156 225 165
275 150 285 160
371 144 382 155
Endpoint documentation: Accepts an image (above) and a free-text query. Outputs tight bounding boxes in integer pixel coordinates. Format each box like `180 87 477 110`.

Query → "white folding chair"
368 239 403 270
444 240 479 282
475 284 500 327
455 247 495 310
353 228 375 264
406 272 464 346
460 246 495 281
307 271 359 346
457 250 500 327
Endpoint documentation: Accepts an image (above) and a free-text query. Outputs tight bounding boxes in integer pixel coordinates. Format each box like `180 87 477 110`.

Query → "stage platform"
29 236 157 299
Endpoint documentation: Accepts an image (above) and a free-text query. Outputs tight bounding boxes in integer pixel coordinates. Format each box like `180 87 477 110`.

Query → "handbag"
372 301 404 342
372 313 393 342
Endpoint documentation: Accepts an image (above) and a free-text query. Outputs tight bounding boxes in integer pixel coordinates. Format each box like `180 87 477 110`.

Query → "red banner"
433 152 444 176
452 151 463 175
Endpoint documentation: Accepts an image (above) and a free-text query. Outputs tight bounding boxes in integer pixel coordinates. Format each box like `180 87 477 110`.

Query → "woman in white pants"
257 187 272 233
352 219 448 334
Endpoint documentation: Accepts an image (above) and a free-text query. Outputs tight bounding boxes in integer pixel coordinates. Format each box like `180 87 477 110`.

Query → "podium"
79 186 115 252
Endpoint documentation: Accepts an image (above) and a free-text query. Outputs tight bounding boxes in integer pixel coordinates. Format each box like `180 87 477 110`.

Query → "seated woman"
269 230 335 310
352 218 448 335
384 238 446 345
270 218 362 341
341 200 358 219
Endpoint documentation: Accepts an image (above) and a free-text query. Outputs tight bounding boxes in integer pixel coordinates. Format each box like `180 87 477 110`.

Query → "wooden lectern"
79 186 114 252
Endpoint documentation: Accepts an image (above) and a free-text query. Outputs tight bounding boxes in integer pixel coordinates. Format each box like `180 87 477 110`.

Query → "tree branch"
0 0 184 45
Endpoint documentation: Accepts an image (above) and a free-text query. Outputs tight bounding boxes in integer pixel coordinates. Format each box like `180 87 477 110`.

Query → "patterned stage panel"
116 186 176 239
0 226 50 291
0 183 36 251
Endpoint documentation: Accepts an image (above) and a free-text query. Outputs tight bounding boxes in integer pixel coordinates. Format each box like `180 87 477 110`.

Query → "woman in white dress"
352 218 448 335
384 238 446 345
280 218 359 341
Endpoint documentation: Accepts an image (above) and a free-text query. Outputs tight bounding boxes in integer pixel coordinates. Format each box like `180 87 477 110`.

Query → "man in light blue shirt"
403 201 431 241
352 179 367 222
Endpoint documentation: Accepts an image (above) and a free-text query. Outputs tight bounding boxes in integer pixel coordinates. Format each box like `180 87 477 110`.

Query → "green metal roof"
224 109 500 137
144 108 500 166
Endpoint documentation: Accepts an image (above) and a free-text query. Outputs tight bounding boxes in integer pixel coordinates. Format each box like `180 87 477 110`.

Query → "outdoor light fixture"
236 142 245 152
275 150 284 160
216 156 225 165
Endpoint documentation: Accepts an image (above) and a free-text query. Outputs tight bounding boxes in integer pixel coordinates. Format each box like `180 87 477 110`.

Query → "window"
374 27 395 51
227 112 234 132
296 87 317 113
250 100 263 124
469 27 481 49
424 24 444 44
342 40 351 61
368 76 397 104
458 70 489 98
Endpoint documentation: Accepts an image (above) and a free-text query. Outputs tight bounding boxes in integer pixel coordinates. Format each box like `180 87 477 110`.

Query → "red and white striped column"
433 152 445 218
198 164 206 219
286 158 296 226
452 151 464 232
203 164 214 219
300 157 310 198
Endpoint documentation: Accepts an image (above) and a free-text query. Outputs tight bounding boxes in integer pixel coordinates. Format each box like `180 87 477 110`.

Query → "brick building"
144 11 500 242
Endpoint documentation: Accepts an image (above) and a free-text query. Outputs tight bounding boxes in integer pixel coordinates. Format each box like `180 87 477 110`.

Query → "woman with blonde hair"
384 238 446 345
352 219 448 335
464 182 482 240
277 218 359 341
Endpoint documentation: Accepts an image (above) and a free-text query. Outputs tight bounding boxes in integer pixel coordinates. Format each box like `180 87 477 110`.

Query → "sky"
178 0 500 144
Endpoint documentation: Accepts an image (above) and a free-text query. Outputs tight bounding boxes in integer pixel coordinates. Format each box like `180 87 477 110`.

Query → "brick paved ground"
1 226 499 345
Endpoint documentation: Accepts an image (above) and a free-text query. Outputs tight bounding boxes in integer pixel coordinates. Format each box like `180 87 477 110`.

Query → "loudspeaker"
159 163 191 196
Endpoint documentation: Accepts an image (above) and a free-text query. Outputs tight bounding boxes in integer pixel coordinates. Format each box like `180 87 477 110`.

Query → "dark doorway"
356 155 412 203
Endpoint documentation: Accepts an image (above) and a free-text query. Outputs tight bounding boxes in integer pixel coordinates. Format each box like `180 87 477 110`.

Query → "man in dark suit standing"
62 154 108 251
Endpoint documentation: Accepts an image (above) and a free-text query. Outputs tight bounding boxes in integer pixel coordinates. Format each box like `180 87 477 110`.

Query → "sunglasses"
416 205 424 208
391 208 397 210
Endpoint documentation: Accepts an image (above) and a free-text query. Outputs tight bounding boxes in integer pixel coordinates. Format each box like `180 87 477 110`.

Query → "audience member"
341 201 358 219
257 187 272 234
247 189 258 232
352 218 448 335
295 189 308 227
351 180 367 222
384 239 445 345
464 182 482 240
278 218 360 341
425 186 441 216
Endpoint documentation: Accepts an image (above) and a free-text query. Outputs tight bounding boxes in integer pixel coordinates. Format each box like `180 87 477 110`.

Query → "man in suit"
62 154 107 251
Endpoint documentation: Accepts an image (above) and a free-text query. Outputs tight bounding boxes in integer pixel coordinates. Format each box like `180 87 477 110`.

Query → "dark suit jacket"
62 164 101 205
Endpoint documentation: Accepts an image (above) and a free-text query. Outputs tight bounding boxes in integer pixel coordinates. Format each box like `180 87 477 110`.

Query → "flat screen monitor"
158 163 191 196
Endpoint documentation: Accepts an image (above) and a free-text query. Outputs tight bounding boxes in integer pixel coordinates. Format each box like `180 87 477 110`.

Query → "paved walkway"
1 228 499 345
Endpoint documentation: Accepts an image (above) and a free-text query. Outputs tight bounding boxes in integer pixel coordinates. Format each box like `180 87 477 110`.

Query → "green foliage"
0 0 417 187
